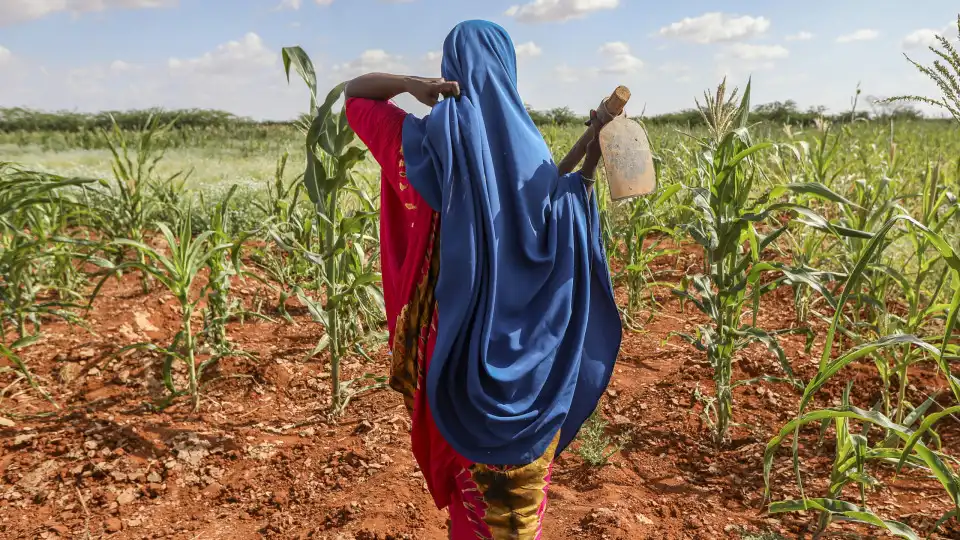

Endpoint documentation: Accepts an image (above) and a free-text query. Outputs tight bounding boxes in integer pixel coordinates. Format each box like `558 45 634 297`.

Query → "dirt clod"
104 517 122 533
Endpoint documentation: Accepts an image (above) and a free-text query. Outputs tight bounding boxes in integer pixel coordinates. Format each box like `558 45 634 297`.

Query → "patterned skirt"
447 432 558 539
390 220 558 539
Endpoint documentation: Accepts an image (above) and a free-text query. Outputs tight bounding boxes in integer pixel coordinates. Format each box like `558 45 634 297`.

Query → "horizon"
1 1 958 122
0 96 950 125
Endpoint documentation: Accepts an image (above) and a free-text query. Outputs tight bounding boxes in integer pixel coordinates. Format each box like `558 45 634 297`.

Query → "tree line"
525 98 941 128
0 98 945 133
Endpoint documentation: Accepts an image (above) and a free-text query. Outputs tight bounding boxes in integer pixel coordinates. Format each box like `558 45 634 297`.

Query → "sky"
0 0 958 120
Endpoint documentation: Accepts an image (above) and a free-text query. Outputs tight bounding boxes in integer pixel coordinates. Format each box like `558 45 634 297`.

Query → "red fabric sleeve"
345 97 407 181
346 98 459 510
344 96 434 350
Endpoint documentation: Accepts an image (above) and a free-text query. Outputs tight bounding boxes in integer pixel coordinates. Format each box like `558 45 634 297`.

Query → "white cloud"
0 46 11 65
515 41 543 58
722 43 789 61
275 0 302 10
421 50 442 73
713 44 789 79
109 59 140 72
301 0 409 5
168 32 276 77
166 34 305 118
547 42 640 85
598 41 642 74
903 29 940 49
505 0 619 24
0 0 176 26
902 23 957 49
598 42 629 55
836 29 879 43
785 31 813 41
0 32 305 119
657 12 770 44
332 49 407 79
554 63 588 82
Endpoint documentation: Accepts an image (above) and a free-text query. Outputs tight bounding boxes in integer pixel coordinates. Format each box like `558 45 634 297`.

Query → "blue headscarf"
401 20 622 466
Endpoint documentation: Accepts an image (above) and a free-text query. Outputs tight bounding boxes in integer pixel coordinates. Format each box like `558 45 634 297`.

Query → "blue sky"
1 0 957 120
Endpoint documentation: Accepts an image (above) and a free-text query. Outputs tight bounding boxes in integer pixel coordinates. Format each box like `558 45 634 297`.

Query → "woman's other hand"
584 109 603 163
406 77 461 107
580 109 608 191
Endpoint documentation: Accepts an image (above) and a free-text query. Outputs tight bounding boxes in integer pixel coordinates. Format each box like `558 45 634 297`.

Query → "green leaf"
318 82 347 123
764 405 960 514
774 182 859 207
801 335 940 414
770 498 919 539
933 509 959 534
338 146 368 175
737 77 752 127
303 149 326 205
306 113 326 151
894 405 960 480
819 216 906 369
732 327 796 382
281 46 318 111
10 334 41 350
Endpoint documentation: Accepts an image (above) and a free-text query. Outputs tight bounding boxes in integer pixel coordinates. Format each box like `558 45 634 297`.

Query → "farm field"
4 48 960 540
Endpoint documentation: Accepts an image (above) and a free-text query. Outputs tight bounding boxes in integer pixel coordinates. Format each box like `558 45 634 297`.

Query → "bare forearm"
345 74 459 108
580 151 601 182
579 131 602 195
344 73 411 101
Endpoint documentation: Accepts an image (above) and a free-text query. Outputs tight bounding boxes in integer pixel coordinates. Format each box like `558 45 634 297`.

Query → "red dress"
346 97 557 539
345 97 464 509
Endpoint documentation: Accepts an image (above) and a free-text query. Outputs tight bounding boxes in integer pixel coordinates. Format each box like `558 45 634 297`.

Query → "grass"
573 411 627 467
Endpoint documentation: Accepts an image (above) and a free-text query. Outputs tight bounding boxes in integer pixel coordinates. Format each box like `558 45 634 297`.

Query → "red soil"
2 240 958 539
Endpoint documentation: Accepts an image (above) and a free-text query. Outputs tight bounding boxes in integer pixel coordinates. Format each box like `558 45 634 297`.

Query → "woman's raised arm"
345 73 460 108
578 109 606 194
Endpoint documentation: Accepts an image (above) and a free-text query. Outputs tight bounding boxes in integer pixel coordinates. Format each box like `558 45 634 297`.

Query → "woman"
344 19 622 539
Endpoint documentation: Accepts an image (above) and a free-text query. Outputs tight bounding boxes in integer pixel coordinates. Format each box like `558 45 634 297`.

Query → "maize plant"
87 114 185 293
764 213 960 538
773 117 856 324
617 184 682 323
1 165 98 340
0 164 96 405
91 208 233 410
883 15 960 125
199 184 251 354
0 337 58 409
673 78 865 445
248 153 333 322
868 162 959 422
282 46 386 414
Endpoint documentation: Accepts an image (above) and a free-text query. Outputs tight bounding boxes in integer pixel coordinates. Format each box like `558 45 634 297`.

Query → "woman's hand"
580 109 609 192
405 77 461 107
584 109 604 163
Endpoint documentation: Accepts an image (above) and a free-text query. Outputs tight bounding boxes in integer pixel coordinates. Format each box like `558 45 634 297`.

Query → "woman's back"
343 18 622 538
401 19 622 466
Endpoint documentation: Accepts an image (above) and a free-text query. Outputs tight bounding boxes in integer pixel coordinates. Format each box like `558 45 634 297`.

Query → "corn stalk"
0 164 98 405
282 46 386 414
674 78 865 445
90 209 232 410
764 214 960 538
